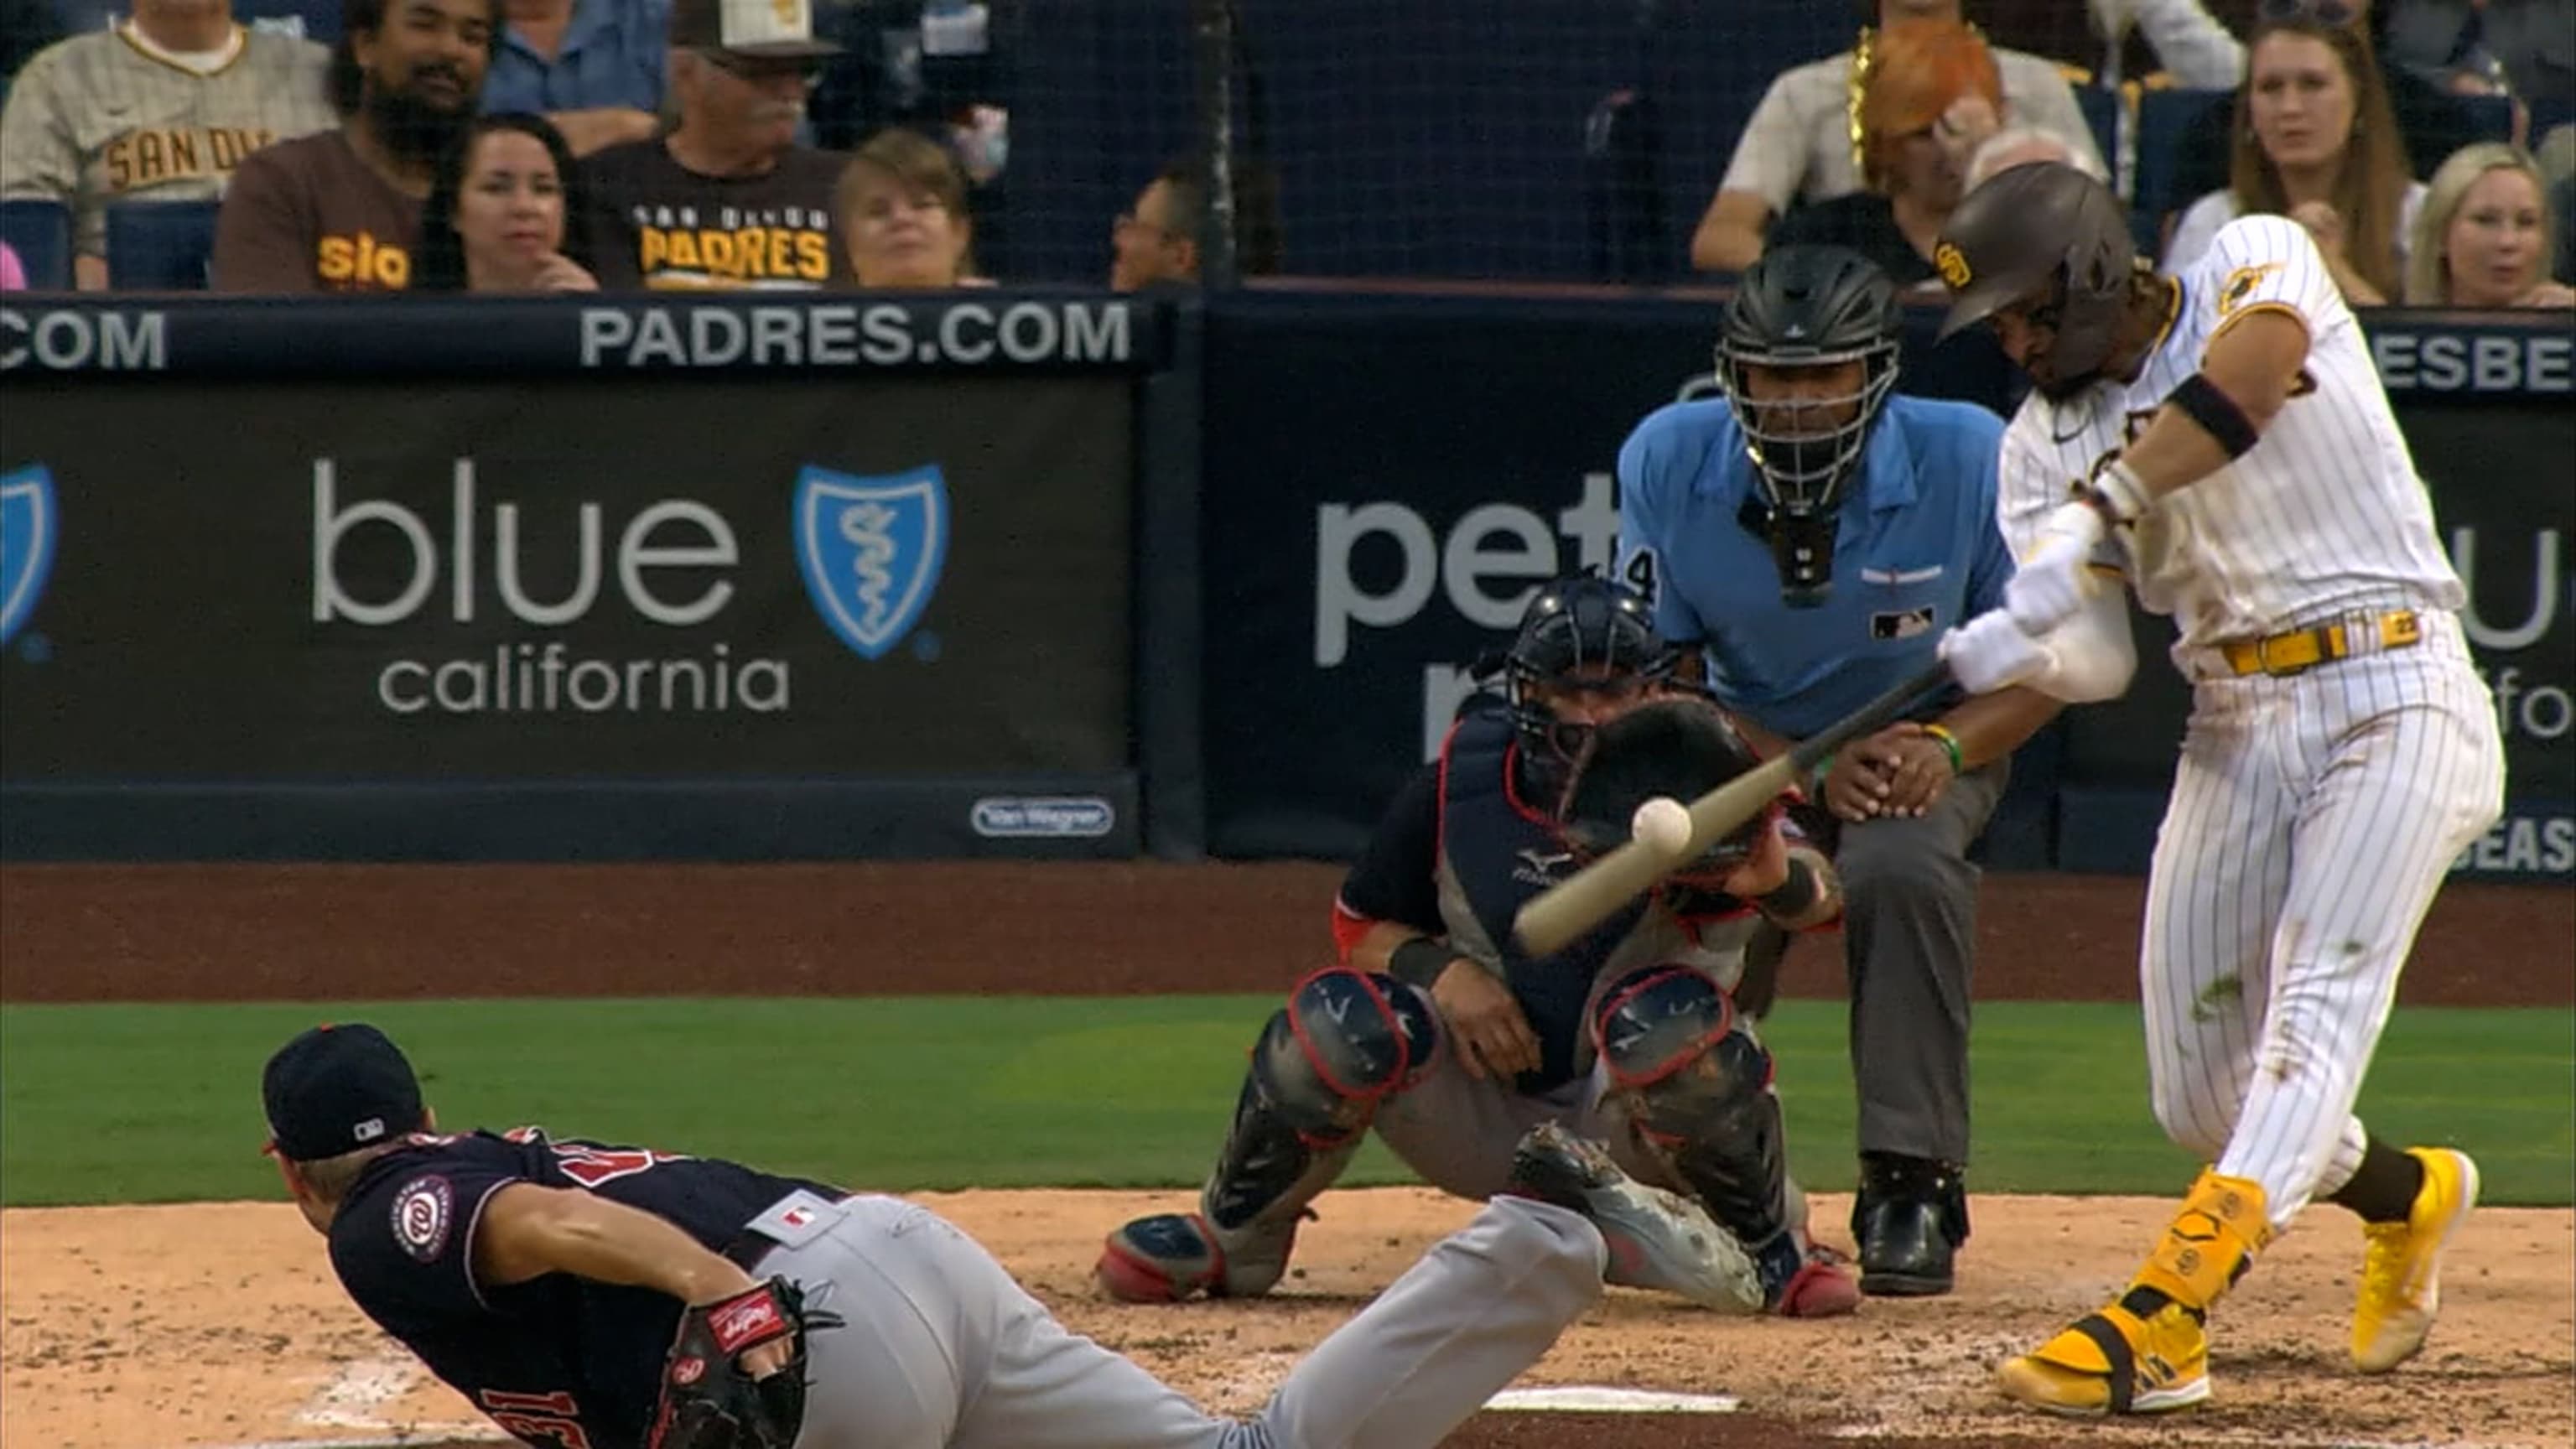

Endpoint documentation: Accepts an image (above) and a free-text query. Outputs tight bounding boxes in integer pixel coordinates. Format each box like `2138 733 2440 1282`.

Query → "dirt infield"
1 862 2570 1448
3 1192 2570 1449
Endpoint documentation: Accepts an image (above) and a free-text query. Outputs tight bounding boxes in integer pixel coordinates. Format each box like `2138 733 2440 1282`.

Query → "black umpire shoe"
1852 1153 1970 1296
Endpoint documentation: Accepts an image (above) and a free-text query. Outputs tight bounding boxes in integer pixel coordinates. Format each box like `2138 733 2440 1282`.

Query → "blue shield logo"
0 465 60 647
793 465 948 660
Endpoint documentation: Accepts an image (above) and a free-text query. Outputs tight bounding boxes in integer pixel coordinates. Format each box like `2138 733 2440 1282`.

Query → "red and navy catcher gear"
1095 967 1436 1304
1502 574 1678 792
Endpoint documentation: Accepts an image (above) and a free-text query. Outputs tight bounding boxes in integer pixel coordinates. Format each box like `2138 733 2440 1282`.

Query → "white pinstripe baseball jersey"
1989 212 2505 1234
1996 216 2466 657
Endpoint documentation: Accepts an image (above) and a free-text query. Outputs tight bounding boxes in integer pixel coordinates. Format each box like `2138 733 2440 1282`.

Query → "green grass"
2 998 2568 1208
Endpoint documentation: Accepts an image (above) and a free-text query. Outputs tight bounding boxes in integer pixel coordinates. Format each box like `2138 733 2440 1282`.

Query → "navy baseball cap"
262 1024 423 1162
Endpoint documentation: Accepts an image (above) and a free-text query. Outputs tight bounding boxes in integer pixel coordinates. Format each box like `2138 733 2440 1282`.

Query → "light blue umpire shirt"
482 0 673 118
1614 393 2012 739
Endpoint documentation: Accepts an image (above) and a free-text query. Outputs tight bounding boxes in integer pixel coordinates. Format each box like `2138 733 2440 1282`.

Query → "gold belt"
2217 610 2422 678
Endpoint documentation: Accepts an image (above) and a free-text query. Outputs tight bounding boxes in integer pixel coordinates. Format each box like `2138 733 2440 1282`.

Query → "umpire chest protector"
1433 707 1681 1091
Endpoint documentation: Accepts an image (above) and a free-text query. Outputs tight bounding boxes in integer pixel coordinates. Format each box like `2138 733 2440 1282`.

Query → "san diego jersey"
1995 216 2464 657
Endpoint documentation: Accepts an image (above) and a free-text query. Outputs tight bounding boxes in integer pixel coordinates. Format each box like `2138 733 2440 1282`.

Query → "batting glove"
1939 610 2054 694
2003 501 2107 636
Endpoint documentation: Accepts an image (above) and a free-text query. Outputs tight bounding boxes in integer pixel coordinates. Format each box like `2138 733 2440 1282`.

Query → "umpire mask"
1717 246 1903 608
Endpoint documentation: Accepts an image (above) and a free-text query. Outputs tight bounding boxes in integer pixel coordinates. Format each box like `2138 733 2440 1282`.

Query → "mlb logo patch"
1872 606 1935 641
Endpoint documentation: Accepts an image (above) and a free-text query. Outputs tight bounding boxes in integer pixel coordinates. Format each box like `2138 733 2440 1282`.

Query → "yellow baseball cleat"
2353 1147 2480 1374
1996 1301 2211 1416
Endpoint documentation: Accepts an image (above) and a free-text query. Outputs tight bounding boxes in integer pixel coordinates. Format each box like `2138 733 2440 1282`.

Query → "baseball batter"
1099 577 1862 1320
263 1021 1727 1449
1929 163 2505 1416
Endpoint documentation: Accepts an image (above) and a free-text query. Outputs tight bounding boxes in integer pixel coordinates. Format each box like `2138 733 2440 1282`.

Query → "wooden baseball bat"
1512 658 1957 958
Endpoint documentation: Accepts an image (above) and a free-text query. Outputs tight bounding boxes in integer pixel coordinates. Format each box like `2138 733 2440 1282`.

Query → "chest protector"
1435 707 1654 1092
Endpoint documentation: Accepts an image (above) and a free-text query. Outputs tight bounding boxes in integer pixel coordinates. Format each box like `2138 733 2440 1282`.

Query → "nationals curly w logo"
0 465 60 647
792 465 948 660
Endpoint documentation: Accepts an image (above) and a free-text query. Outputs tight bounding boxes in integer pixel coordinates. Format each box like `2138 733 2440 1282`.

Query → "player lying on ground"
1099 576 1861 1319
262 1021 1748 1449
1931 162 2504 1418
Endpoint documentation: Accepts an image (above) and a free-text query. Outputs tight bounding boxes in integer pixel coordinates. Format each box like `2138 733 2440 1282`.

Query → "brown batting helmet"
1933 162 2137 385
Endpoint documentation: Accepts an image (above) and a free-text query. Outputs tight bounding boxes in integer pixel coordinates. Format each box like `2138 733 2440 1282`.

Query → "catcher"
1099 575 1861 1318
266 1021 1737 1448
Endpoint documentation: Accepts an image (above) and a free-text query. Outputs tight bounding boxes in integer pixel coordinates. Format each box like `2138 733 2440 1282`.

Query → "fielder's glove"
1556 696 1775 880
647 1277 839 1449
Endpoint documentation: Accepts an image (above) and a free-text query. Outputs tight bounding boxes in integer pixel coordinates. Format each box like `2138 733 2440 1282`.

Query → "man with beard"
211 0 498 291
578 0 849 289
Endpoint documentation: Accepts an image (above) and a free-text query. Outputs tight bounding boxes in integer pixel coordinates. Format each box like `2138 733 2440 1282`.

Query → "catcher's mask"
1717 245 1903 609
1501 575 1677 793
1557 697 1775 871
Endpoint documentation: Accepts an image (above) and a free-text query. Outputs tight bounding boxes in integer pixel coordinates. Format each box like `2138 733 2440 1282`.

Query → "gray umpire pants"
1836 759 2003 1168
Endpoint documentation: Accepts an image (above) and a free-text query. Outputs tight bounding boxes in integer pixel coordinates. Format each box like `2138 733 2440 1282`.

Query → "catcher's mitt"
1556 695 1775 875
648 1277 839 1449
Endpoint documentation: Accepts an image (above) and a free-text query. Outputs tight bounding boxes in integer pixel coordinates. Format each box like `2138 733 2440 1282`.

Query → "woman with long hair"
2163 14 2423 305
2402 143 2575 308
413 112 598 293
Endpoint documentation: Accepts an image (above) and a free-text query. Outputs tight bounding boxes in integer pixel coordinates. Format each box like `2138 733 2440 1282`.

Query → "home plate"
1488 1386 1742 1413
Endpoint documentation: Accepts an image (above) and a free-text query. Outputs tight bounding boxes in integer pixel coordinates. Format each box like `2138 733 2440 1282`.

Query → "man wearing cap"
1929 161 2500 1416
262 1021 1762 1448
577 0 849 289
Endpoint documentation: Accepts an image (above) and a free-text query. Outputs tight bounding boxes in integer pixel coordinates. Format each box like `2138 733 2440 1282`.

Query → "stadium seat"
0 198 75 290
2130 86 2228 255
104 200 221 290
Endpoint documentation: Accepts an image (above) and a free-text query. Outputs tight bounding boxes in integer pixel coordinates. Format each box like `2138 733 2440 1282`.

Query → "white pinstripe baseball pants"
2139 610 2503 1230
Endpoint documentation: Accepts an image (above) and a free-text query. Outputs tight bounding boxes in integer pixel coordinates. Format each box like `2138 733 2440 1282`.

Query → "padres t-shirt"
579 139 849 291
210 130 423 293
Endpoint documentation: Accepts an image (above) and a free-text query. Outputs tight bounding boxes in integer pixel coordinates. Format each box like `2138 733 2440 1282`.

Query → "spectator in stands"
2380 0 2572 120
484 0 669 157
1763 20 2004 288
211 0 499 291
2167 0 2484 212
1690 0 2105 273
2402 141 2575 304
0 241 24 292
2009 0 2257 89
1109 154 1285 292
0 0 332 289
835 127 974 288
579 0 844 289
413 112 597 289
1963 124 2108 191
2163 11 2424 303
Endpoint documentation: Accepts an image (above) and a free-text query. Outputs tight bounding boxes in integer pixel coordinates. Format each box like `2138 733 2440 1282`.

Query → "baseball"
1630 796 1695 855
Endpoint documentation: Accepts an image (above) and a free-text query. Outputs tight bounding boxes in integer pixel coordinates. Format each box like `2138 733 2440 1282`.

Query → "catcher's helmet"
1504 574 1677 783
1934 162 2137 395
1716 245 1903 607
